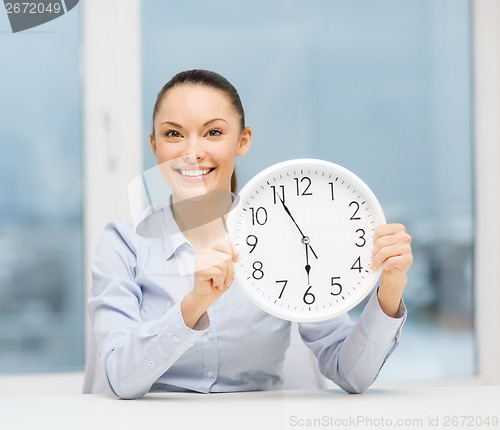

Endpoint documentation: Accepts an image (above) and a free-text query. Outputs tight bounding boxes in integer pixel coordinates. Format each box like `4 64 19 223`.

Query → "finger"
372 234 399 258
225 256 235 288
372 242 413 272
380 253 413 272
229 240 239 262
210 253 230 289
372 227 411 269
214 240 239 288
371 244 395 271
372 230 411 256
211 247 238 288
197 251 230 289
196 240 238 290
197 264 224 288
213 238 239 262
372 241 411 270
373 223 407 243
209 248 235 288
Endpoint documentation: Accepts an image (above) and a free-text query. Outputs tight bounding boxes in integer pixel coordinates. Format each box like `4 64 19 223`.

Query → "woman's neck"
170 190 232 251
181 218 227 251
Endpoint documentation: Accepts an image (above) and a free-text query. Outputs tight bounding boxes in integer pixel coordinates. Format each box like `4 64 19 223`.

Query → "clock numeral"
330 277 342 296
355 229 366 247
349 201 361 220
270 185 285 204
350 256 363 273
276 280 288 299
252 261 264 280
328 182 335 200
246 234 258 253
303 285 315 305
294 177 313 196
249 207 268 225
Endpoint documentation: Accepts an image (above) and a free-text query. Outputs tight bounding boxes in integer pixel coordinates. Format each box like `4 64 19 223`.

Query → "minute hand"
275 193 318 259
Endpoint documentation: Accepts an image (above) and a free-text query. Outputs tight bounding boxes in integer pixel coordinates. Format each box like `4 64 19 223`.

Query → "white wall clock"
226 159 386 322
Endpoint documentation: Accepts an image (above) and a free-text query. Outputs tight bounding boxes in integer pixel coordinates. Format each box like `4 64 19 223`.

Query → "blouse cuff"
358 289 407 344
155 301 209 351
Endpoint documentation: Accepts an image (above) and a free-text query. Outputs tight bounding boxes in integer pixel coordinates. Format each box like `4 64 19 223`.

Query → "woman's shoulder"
103 220 137 236
99 220 158 255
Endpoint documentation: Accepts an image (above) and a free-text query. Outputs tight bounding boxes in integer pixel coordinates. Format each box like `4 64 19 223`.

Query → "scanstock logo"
3 0 79 33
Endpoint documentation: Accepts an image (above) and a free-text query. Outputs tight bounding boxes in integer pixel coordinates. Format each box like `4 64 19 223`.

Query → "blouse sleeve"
88 222 208 399
298 289 406 393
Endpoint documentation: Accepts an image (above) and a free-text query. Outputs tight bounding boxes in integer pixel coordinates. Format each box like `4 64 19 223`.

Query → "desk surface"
1 385 499 430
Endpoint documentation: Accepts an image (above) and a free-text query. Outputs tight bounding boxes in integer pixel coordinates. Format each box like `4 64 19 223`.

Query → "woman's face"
150 84 251 198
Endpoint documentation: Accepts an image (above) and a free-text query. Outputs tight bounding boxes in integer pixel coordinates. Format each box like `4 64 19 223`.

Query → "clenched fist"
181 238 239 328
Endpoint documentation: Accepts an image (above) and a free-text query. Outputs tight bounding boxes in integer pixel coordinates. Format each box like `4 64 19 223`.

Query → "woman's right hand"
181 238 239 329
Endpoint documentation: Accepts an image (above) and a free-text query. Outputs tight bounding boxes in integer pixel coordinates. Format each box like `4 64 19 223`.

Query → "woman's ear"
150 132 157 158
236 127 252 157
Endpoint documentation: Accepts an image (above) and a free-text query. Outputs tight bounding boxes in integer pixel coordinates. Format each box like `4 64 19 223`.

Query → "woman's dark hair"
151 69 245 193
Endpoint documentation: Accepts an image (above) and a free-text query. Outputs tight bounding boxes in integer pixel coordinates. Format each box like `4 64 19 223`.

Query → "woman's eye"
165 130 181 138
207 129 222 137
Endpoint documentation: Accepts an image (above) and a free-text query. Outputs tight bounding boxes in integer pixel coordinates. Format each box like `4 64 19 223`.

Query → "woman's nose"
183 138 205 161
182 152 198 164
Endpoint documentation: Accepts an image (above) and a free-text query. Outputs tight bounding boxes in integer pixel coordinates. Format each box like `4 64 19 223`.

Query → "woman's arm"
299 223 413 393
371 224 413 317
88 222 206 399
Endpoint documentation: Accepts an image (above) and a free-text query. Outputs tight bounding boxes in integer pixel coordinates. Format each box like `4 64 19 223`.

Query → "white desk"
1 386 498 430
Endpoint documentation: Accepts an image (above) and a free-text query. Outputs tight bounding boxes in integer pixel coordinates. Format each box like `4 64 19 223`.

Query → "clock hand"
274 191 319 259
306 240 318 260
275 192 305 237
305 243 311 284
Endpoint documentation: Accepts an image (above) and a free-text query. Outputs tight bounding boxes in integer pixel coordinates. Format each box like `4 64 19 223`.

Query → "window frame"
82 0 143 354
472 0 500 386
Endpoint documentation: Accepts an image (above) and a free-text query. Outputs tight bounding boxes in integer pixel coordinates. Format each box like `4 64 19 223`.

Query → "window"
141 0 474 381
0 7 83 372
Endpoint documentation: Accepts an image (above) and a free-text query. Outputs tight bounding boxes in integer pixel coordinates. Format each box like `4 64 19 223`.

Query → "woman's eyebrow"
203 118 229 126
160 118 228 128
160 121 183 128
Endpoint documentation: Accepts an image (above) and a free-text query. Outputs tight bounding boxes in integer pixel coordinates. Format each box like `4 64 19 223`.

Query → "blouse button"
207 332 214 340
172 335 179 343
206 370 213 378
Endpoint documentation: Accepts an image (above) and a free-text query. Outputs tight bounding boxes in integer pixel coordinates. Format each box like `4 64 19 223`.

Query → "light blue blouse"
86 206 406 399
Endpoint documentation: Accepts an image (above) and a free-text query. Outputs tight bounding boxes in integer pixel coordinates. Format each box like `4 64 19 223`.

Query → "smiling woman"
85 69 412 399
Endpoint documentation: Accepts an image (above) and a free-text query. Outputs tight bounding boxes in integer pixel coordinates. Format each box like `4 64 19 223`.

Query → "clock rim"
227 158 386 322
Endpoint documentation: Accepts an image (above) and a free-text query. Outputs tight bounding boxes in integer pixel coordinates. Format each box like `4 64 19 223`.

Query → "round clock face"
226 159 386 322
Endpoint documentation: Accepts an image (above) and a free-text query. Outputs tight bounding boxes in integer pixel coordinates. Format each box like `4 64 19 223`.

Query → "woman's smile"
174 165 216 182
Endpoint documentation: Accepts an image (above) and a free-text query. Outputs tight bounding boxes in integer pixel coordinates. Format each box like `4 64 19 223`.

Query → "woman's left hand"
371 223 413 317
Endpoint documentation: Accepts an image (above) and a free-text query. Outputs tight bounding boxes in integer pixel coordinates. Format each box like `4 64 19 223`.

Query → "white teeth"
179 169 212 177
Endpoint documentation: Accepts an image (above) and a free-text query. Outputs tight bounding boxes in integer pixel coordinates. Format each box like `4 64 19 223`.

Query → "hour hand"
305 243 311 284
307 239 318 260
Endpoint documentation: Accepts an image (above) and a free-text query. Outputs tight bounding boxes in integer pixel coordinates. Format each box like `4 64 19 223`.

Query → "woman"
85 69 413 399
